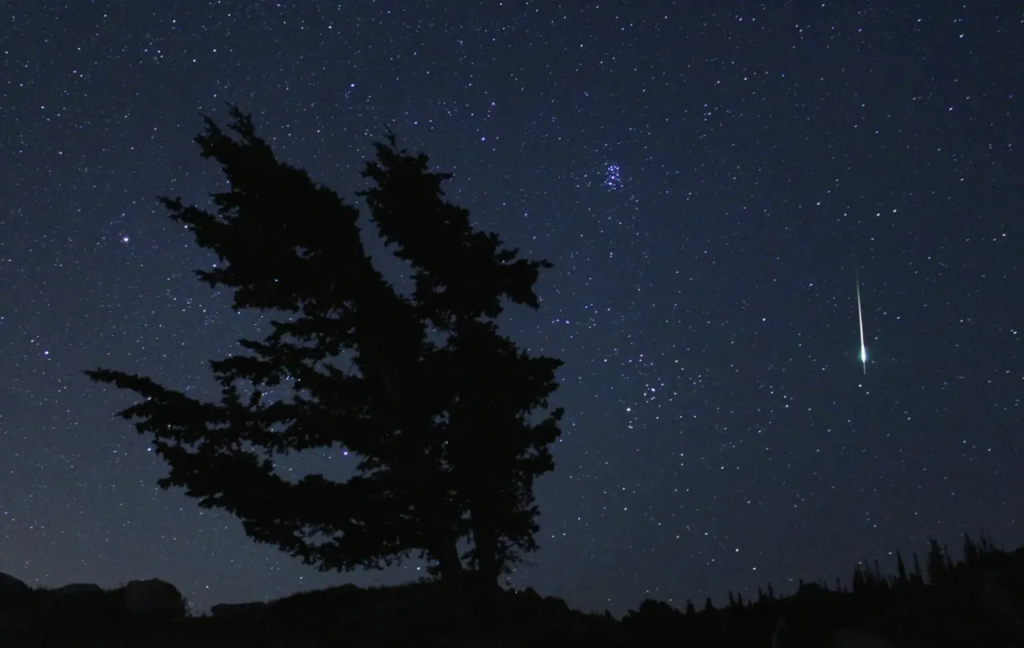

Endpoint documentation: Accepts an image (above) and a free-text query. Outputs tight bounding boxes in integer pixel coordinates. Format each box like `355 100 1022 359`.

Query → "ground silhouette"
1 531 1022 647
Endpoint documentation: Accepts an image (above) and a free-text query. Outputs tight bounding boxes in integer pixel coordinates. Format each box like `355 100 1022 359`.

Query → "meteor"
855 272 867 374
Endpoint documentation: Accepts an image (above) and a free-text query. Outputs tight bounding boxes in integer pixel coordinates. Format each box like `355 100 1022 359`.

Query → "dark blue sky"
1 0 1021 615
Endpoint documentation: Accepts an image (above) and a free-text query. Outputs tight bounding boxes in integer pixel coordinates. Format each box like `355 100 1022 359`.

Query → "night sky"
2 0 1022 616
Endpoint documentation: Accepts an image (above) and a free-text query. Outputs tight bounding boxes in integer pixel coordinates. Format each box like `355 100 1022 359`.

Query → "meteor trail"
856 272 867 374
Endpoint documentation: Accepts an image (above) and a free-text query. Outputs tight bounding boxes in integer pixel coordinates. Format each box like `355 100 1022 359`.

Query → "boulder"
54 583 104 596
0 572 30 604
41 582 120 618
211 601 268 619
123 578 186 617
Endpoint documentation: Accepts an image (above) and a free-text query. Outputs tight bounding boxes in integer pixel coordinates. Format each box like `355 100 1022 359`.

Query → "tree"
963 533 979 564
895 550 908 587
851 564 865 594
356 121 565 587
911 552 924 586
84 105 564 590
926 537 948 585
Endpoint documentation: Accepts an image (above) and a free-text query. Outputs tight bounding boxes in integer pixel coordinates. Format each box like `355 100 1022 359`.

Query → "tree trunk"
431 521 465 583
468 502 502 590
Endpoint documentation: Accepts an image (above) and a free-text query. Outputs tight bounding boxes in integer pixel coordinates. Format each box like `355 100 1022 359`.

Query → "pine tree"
852 564 865 594
895 550 908 587
926 538 947 585
911 552 924 586
84 105 564 589
977 529 996 555
962 533 979 564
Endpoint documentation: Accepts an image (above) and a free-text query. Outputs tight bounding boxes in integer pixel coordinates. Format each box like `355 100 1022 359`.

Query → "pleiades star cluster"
1 1 1021 615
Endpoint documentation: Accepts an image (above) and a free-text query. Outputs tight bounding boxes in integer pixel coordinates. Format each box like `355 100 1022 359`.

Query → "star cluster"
0 1 1021 614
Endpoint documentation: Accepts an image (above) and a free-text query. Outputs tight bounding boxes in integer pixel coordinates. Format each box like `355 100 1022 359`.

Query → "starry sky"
2 0 1022 616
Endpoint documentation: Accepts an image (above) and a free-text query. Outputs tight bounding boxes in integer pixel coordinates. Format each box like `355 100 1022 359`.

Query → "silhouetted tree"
84 105 564 590
852 564 865 594
356 131 564 586
911 552 924 586
977 529 996 554
963 533 980 564
895 550 908 587
927 538 948 585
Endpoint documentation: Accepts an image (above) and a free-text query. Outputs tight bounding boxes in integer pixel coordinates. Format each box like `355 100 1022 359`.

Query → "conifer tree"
926 537 948 585
910 551 924 586
962 532 979 564
851 564 865 594
895 550 908 587
356 138 564 584
84 105 564 589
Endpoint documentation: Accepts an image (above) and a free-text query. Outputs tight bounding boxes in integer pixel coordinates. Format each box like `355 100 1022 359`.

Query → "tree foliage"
85 105 564 588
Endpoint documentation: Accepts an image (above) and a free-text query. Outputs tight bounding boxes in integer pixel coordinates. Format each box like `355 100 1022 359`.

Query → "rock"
54 583 104 596
544 595 570 613
521 587 542 600
123 578 186 617
211 601 268 618
0 572 30 604
41 582 120 618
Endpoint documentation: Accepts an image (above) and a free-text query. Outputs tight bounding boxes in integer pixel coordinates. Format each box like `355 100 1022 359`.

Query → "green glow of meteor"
856 273 867 374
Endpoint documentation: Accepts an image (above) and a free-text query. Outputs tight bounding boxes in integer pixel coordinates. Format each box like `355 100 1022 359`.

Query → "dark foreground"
1 537 1022 647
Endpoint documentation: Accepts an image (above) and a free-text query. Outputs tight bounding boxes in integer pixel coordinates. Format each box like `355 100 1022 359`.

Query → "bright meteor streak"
856 273 867 374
